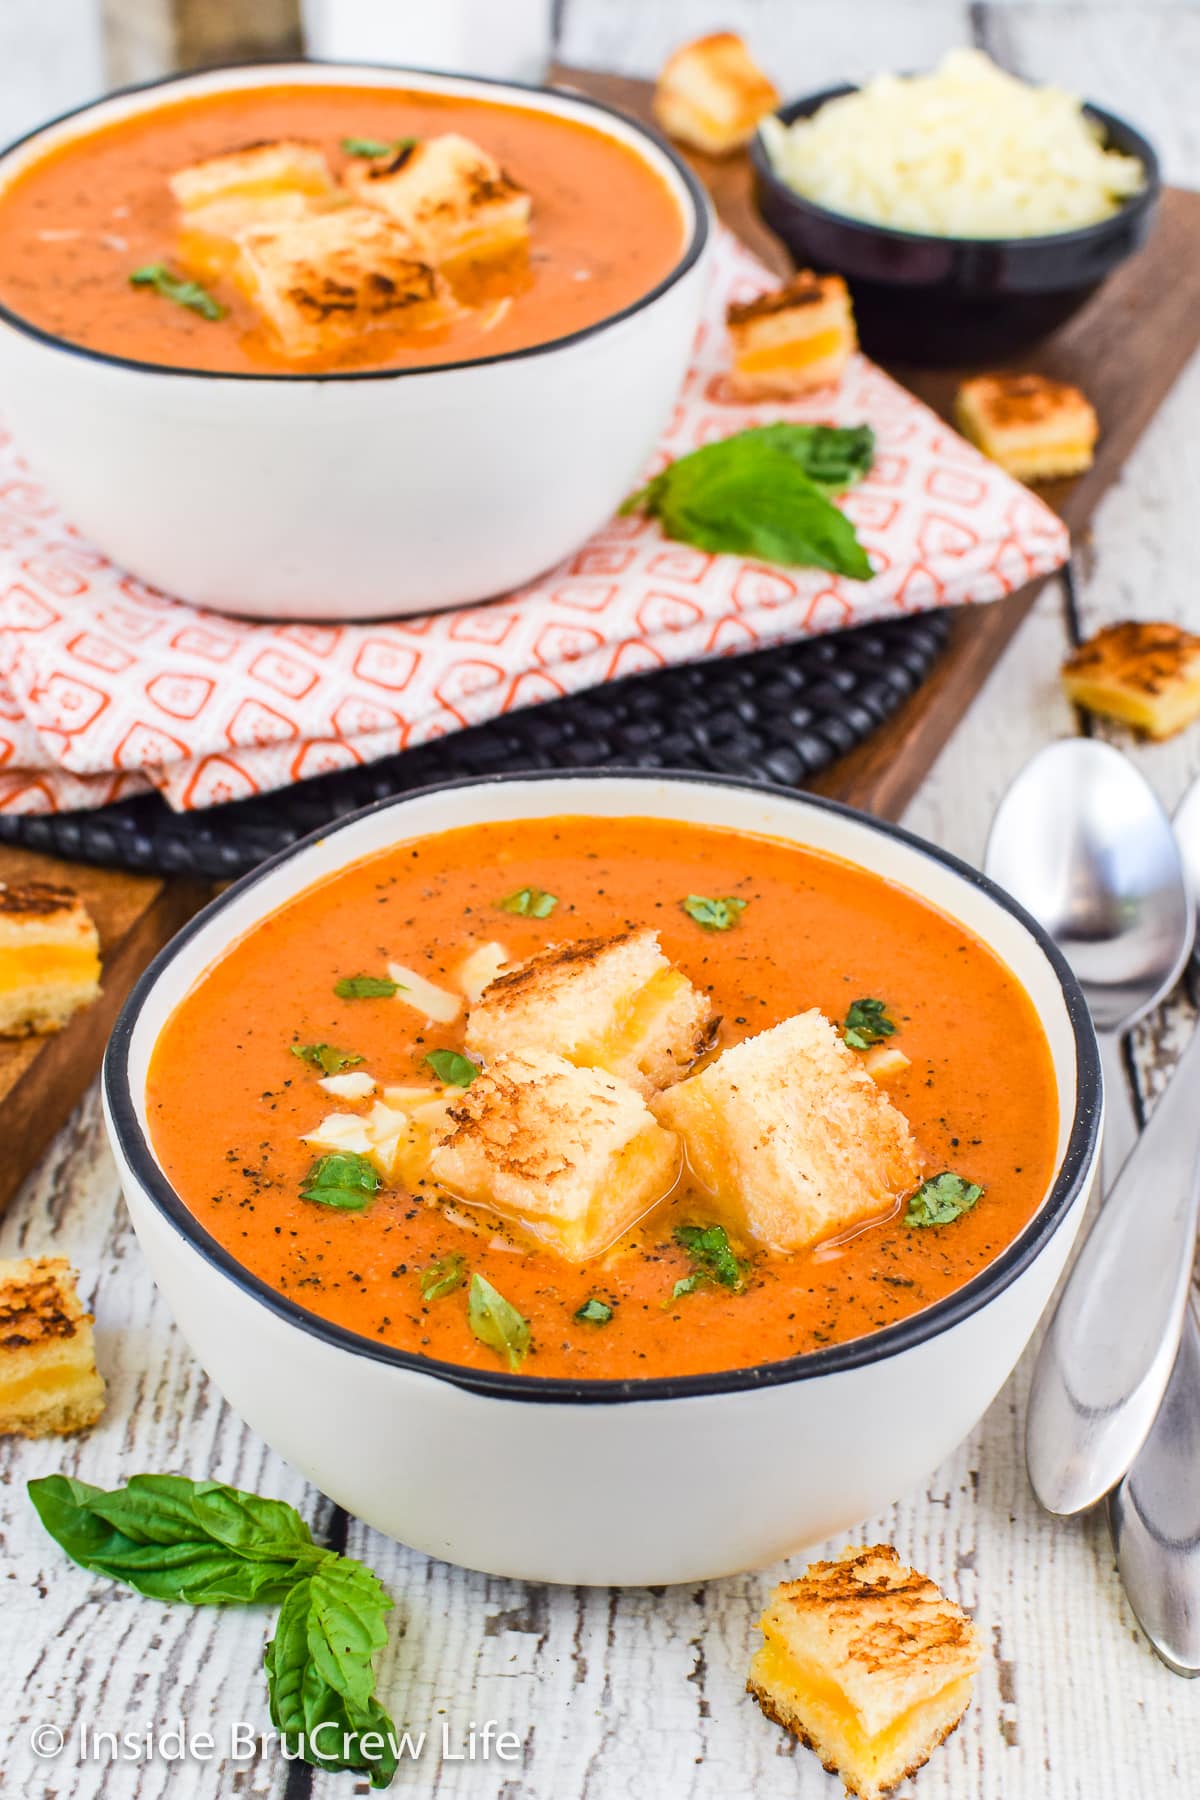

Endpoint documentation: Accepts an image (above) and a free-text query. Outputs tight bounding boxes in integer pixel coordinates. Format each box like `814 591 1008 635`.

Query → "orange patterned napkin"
0 229 1068 815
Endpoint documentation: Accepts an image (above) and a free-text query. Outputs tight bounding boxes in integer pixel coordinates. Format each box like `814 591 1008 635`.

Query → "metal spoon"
1106 774 1200 1675
985 739 1196 1515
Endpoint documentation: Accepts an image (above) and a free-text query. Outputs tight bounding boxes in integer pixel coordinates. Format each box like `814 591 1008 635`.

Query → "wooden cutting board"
2 60 1199 1213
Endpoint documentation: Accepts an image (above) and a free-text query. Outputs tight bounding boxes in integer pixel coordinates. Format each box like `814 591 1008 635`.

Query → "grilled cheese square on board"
346 133 531 265
466 929 717 1099
0 882 101 1038
233 205 451 360
1062 620 1200 738
748 1545 980 1800
727 271 857 398
429 1050 680 1262
954 371 1097 480
653 32 780 155
652 1011 921 1253
0 1258 106 1437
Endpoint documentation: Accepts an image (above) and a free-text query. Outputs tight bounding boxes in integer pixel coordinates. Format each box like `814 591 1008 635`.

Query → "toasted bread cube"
466 929 717 1099
653 32 780 155
170 141 338 283
748 1545 980 1800
0 882 101 1038
233 205 451 360
727 271 857 398
652 1011 921 1254
1062 620 1200 738
345 133 531 264
429 1050 680 1261
954 372 1098 480
0 1258 106 1437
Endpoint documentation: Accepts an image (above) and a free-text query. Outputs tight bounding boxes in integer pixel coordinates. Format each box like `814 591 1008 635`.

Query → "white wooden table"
2 5 1199 1796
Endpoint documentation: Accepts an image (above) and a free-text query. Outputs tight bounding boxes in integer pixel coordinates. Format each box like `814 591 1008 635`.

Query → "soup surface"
0 84 685 374
147 816 1059 1381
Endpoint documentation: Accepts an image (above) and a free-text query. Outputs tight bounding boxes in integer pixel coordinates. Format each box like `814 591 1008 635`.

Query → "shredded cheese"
761 48 1144 239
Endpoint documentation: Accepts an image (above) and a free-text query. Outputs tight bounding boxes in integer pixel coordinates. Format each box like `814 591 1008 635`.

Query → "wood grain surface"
2 6 1200 1800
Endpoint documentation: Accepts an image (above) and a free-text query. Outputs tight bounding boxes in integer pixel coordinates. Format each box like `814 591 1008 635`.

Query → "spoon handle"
1107 1296 1200 1676
1097 1029 1140 1192
1027 1022 1200 1515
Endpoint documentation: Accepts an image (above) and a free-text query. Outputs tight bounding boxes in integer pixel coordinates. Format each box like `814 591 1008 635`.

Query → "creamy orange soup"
0 84 685 374
146 817 1060 1381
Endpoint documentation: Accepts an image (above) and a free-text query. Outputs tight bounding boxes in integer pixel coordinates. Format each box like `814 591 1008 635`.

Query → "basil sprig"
843 997 896 1050
129 263 224 320
420 1252 467 1300
620 424 874 579
336 974 400 1000
301 1152 380 1211
424 1048 480 1088
672 1223 745 1298
291 1042 364 1076
682 894 746 932
342 134 418 160
468 1273 530 1369
574 1297 614 1325
497 885 558 918
29 1475 398 1786
904 1172 984 1227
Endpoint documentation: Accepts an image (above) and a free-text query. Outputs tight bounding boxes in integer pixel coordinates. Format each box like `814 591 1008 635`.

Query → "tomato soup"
146 818 1059 1381
0 84 685 374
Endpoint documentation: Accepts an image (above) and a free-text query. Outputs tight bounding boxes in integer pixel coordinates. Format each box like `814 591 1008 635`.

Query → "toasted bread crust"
0 1257 89 1349
727 270 843 325
1062 620 1200 738
0 880 80 919
0 1257 106 1437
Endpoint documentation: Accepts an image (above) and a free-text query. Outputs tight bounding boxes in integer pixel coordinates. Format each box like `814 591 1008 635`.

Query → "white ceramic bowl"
103 773 1101 1585
0 65 710 621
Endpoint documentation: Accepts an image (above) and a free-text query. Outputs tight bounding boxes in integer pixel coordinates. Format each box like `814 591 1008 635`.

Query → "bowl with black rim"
103 768 1101 1585
750 84 1160 365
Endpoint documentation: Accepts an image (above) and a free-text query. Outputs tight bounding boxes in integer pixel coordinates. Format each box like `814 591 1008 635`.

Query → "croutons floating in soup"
0 84 686 374
146 817 1059 1381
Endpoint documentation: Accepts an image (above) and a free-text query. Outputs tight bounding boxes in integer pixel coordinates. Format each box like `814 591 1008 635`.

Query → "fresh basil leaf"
843 997 896 1050
497 885 558 918
620 428 873 579
749 423 876 491
468 1273 530 1370
574 1297 614 1325
291 1042 364 1076
129 263 224 321
682 894 747 931
674 1222 745 1292
335 974 400 999
424 1048 480 1088
671 1273 702 1300
904 1172 984 1228
27 1474 320 1605
342 134 417 160
301 1152 380 1211
420 1252 467 1300
265 1571 398 1789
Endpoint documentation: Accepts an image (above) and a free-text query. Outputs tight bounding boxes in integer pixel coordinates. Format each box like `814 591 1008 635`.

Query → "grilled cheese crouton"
653 32 780 156
1062 620 1200 738
466 929 717 1099
954 371 1098 480
346 133 531 265
0 882 101 1038
0 1258 106 1437
727 271 857 398
429 1050 680 1261
652 1011 921 1254
233 205 451 360
170 140 338 282
748 1546 980 1800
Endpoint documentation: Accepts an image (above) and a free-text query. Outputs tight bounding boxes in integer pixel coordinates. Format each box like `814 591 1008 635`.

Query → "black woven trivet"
0 614 949 879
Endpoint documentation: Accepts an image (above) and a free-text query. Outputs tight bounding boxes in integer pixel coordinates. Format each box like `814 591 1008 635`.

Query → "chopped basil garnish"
468 1273 530 1370
497 886 558 918
334 974 400 1000
673 1222 745 1294
843 997 896 1049
300 1152 380 1211
574 1297 614 1325
681 894 747 931
342 134 418 159
289 1042 364 1077
424 1048 480 1088
904 1172 984 1228
129 263 224 321
420 1253 467 1301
